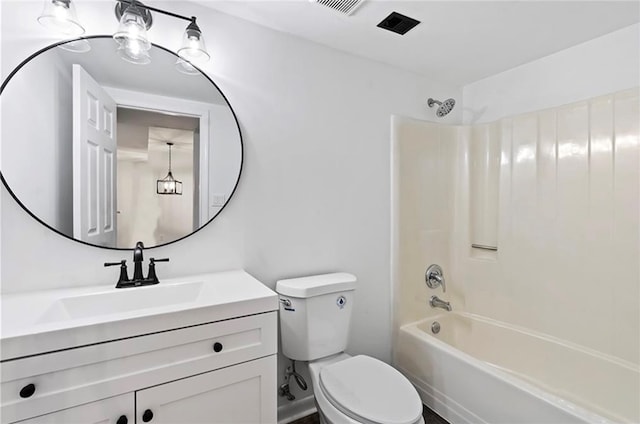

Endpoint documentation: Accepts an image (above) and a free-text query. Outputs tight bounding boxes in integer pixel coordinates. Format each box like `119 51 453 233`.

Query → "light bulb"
113 3 151 52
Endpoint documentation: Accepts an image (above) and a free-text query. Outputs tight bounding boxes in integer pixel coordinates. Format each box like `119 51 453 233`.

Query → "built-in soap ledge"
470 243 498 260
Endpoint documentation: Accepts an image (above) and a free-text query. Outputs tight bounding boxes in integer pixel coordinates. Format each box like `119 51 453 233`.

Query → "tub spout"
430 295 452 311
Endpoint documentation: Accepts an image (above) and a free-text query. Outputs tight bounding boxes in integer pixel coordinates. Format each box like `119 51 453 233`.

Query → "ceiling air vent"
311 0 366 16
377 11 420 35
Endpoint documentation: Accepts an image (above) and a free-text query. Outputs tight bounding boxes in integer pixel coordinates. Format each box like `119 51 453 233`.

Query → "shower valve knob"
425 264 446 292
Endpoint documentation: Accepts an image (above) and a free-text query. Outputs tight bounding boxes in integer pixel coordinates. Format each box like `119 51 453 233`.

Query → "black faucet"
132 241 145 281
104 241 169 288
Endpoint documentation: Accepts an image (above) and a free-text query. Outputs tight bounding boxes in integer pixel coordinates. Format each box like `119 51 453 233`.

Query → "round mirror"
0 36 242 249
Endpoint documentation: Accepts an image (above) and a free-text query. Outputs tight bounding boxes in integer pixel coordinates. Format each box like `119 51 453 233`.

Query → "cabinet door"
15 393 133 424
136 356 276 424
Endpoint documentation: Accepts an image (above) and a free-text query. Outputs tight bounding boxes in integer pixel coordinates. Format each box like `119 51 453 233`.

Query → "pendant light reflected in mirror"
37 0 85 36
157 143 183 195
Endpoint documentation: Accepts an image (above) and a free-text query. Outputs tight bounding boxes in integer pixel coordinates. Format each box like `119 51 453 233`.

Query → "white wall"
0 0 461 409
209 103 241 218
0 47 73 234
463 23 640 124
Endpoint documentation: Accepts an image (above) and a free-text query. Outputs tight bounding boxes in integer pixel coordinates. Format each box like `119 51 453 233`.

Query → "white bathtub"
394 312 639 424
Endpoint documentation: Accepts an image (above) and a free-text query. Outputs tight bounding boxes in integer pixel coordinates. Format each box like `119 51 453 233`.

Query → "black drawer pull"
116 415 128 424
142 409 154 422
213 342 223 352
19 383 36 398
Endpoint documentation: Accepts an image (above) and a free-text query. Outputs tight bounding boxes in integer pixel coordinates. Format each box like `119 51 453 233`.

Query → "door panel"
73 64 117 247
136 356 276 424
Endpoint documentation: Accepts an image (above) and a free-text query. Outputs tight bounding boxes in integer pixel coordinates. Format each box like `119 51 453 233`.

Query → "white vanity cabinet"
0 271 279 424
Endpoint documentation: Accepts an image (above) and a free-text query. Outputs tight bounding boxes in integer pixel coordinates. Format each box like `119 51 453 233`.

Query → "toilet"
276 273 425 424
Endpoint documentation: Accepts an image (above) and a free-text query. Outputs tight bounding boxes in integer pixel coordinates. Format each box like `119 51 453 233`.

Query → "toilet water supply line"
279 360 308 401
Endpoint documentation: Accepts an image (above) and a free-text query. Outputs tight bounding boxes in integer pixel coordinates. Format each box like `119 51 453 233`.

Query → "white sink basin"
38 281 204 323
1 270 279 361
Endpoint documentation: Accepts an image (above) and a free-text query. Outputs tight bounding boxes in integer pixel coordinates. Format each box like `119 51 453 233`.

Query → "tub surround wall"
468 123 500 251
391 116 458 329
393 88 640 367
393 89 639 422
453 88 639 365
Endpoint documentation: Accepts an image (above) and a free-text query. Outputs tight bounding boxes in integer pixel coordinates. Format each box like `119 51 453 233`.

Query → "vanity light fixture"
113 0 152 65
113 0 210 69
37 0 85 36
177 17 210 62
157 143 183 195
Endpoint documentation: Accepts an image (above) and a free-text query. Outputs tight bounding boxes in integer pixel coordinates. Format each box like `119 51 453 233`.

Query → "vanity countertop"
0 270 278 361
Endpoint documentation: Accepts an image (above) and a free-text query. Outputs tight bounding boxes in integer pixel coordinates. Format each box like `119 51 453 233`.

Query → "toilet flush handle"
279 298 292 307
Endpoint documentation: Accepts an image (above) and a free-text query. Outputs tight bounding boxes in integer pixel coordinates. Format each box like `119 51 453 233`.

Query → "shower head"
428 97 456 117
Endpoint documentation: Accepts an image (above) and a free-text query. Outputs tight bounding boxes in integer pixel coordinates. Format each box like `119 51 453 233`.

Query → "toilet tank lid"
276 273 356 298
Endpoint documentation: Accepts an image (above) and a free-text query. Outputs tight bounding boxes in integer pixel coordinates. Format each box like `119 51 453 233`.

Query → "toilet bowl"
275 273 425 424
309 353 425 424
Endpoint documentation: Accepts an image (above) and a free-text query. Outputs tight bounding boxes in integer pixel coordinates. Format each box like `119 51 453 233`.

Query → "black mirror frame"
0 35 244 251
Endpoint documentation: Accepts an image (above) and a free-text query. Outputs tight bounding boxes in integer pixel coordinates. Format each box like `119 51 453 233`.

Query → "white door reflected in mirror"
72 64 118 247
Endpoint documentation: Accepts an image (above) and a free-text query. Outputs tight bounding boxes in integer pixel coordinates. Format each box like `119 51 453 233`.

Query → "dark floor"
289 405 449 424
422 404 449 424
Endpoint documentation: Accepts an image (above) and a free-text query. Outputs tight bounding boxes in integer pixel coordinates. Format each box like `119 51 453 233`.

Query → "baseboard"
277 394 317 424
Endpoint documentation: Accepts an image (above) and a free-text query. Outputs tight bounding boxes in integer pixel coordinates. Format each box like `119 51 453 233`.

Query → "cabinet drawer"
1 312 276 423
14 393 134 424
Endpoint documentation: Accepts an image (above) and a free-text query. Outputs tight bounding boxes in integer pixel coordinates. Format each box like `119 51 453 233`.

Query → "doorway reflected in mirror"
116 108 198 248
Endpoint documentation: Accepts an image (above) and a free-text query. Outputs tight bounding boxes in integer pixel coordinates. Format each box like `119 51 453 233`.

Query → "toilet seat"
319 355 423 424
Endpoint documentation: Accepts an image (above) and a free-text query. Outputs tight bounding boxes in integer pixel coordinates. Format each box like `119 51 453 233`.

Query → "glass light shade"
177 20 210 63
113 4 151 52
37 0 85 36
175 58 200 75
117 44 151 65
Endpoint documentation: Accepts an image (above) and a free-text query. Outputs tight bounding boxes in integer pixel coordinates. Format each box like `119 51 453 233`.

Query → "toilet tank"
276 273 356 361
